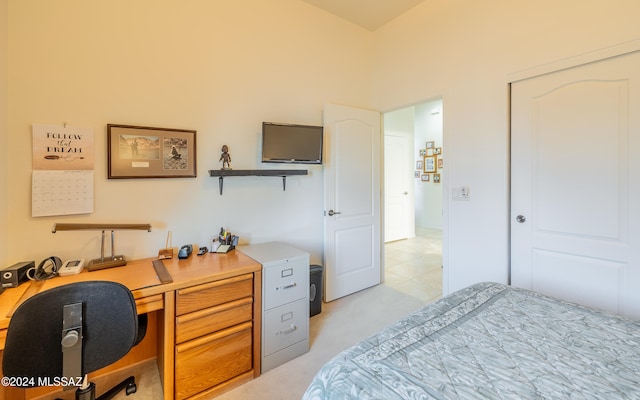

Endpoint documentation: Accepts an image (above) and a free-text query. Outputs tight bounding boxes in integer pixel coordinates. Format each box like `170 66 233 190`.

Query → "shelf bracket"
218 177 224 195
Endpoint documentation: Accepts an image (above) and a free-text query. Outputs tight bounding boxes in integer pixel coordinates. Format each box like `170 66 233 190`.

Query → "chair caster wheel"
126 382 137 395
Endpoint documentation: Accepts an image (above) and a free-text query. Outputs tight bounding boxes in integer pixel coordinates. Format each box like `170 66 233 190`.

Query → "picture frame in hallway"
421 174 430 182
416 160 422 170
433 173 441 183
107 124 197 179
423 155 437 173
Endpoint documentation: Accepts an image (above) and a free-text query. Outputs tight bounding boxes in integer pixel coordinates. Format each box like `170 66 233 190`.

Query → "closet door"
511 51 640 318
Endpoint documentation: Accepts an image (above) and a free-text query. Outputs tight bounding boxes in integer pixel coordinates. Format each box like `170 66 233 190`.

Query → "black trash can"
309 265 323 317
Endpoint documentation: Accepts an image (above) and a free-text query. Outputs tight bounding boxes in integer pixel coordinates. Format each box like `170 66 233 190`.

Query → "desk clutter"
1 225 240 291
0 257 82 288
156 227 239 261
211 227 239 253
1 256 90 288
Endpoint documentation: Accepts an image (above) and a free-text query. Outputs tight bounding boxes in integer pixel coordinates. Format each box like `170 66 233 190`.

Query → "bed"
302 282 640 399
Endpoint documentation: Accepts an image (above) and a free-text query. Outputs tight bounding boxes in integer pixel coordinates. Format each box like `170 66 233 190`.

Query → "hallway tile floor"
384 227 443 303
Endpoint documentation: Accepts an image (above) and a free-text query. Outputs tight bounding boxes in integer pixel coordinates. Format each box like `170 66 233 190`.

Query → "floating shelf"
208 169 308 195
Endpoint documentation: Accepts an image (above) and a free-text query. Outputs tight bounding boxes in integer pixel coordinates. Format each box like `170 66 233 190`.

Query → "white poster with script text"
32 124 94 170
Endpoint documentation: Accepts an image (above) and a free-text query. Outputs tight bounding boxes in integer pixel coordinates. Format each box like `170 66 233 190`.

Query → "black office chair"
2 280 147 400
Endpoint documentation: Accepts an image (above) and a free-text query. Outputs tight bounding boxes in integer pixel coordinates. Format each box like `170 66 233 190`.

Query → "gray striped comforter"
302 282 640 399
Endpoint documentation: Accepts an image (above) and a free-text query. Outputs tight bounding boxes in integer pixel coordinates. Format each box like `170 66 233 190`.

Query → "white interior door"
384 133 413 242
323 103 381 302
511 51 640 318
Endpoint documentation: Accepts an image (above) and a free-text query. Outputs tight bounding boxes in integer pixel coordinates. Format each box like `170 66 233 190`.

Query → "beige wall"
5 0 640 293
0 0 8 267
372 0 640 293
5 0 373 265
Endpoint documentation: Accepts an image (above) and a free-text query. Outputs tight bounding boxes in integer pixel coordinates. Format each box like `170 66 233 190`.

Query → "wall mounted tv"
261 122 323 164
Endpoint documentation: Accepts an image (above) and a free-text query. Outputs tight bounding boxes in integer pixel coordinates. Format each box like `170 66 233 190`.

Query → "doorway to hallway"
383 98 443 301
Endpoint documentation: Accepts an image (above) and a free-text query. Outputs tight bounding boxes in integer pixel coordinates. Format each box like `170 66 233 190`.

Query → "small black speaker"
1 261 34 288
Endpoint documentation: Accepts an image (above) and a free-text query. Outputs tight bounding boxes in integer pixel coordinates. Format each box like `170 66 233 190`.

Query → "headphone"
27 256 62 281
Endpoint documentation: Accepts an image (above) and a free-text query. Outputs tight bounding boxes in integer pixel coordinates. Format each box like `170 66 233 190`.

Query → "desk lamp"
52 223 152 271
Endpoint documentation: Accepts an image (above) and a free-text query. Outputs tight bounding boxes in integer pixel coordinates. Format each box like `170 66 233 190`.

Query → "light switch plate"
452 186 470 201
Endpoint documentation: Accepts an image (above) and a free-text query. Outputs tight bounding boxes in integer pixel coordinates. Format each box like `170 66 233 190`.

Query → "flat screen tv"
261 122 323 164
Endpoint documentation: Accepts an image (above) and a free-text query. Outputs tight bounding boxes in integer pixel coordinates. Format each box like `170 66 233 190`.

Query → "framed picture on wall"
423 155 437 173
438 158 443 168
107 124 197 179
426 141 434 149
416 160 423 170
433 173 441 183
421 174 430 182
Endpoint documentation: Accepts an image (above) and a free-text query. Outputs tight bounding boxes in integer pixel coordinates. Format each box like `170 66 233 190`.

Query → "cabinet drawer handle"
279 325 297 335
279 282 297 290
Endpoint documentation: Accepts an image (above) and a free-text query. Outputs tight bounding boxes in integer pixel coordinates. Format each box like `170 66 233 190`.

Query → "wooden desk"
0 251 262 400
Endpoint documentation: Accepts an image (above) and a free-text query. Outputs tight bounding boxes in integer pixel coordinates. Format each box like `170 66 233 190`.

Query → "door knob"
516 215 526 223
327 210 341 216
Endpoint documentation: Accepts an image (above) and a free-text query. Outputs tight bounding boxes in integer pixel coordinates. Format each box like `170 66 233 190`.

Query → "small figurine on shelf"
219 144 232 170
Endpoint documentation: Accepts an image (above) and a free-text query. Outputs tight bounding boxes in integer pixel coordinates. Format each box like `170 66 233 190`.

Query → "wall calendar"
31 124 95 217
32 170 94 217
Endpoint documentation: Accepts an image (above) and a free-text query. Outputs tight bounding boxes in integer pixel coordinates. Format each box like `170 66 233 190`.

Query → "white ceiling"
301 0 427 31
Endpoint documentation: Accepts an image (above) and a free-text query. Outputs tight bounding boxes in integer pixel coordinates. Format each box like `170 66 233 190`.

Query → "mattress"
302 282 640 399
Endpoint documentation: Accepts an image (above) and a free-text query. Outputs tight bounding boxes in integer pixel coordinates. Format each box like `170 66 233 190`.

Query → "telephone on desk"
178 245 193 259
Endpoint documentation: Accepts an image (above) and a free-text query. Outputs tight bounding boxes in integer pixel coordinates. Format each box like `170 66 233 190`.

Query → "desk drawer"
135 294 164 314
263 258 308 310
175 297 253 344
175 322 253 400
176 274 253 316
263 298 308 356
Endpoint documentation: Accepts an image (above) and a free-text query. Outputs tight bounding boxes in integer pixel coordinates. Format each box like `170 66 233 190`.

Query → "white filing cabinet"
239 242 310 372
